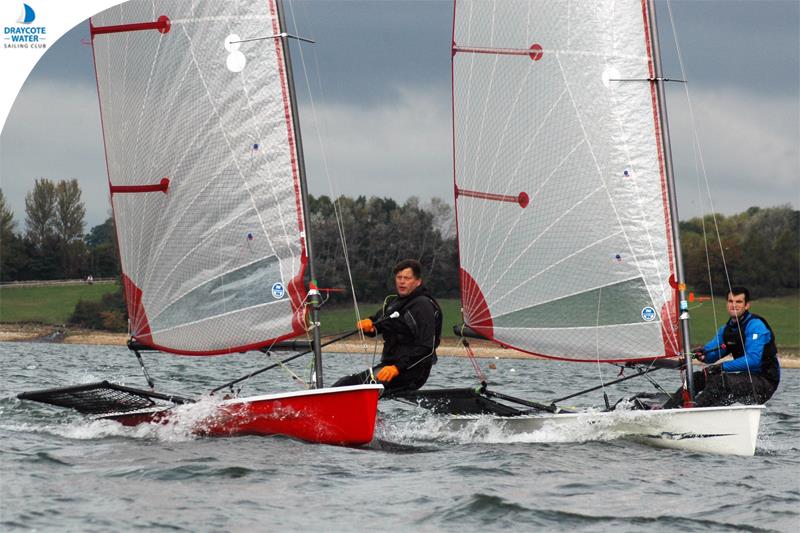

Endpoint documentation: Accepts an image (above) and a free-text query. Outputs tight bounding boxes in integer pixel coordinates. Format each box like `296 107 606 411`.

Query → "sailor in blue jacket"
686 286 780 407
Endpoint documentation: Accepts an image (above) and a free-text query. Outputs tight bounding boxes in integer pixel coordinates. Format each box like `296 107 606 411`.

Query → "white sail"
453 0 680 361
91 0 307 354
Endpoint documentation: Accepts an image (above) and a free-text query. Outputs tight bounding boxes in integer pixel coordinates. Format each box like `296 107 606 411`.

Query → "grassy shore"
0 283 119 324
687 293 799 352
324 294 799 351
1 284 796 357
315 299 464 337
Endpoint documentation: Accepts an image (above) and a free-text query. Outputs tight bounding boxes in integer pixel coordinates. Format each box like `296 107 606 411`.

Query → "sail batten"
453 0 679 361
92 1 307 355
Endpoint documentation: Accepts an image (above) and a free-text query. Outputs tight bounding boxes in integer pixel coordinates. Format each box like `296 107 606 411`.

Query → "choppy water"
2 342 798 532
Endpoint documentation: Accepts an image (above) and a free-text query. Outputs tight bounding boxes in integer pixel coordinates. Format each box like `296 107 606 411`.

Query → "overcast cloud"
1 0 797 231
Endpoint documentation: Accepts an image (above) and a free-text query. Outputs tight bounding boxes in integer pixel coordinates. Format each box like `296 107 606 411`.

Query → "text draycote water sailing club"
4 26 47 43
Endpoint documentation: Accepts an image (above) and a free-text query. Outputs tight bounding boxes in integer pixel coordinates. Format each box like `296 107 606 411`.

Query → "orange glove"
356 318 375 334
376 365 399 382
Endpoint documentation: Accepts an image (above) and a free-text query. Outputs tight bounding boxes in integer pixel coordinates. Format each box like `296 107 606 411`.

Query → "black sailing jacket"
370 285 442 371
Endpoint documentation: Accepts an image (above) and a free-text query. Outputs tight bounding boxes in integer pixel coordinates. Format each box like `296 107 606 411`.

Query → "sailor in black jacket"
333 259 442 393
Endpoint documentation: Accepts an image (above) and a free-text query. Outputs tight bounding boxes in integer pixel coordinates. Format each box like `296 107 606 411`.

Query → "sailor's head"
393 259 423 297
727 286 751 319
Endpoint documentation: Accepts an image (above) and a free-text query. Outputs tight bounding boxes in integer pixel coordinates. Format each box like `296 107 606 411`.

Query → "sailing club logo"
4 3 47 49
271 282 285 299
641 306 656 322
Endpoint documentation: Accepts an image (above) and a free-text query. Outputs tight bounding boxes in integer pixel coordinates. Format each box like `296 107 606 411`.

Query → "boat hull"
446 405 764 456
100 385 383 446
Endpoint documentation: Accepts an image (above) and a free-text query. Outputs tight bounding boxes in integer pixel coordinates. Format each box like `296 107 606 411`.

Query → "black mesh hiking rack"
17 381 194 415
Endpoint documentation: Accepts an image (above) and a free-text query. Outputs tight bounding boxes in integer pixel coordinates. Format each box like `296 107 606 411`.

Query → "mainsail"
91 1 307 354
452 0 680 361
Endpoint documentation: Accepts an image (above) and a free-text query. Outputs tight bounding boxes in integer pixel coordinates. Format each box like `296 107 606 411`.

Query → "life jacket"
722 312 780 384
378 287 442 362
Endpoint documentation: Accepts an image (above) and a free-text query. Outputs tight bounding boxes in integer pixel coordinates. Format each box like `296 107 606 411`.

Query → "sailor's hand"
357 318 375 334
704 364 722 377
376 365 399 382
692 346 706 362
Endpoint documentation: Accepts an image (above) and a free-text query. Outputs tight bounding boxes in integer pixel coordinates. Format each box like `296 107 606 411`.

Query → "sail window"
493 278 655 328
153 256 283 331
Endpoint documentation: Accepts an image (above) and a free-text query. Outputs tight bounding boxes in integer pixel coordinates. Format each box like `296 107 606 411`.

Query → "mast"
646 0 695 400
275 0 324 388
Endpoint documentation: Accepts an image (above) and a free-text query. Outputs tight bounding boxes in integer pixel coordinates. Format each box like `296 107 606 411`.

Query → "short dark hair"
729 286 750 303
393 258 422 279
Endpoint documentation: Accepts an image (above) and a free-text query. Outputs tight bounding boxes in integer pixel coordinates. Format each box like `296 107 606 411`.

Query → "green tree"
0 188 14 244
68 288 127 331
54 179 88 278
681 205 800 298
0 188 28 281
55 179 85 243
24 178 57 250
85 217 120 278
738 206 799 296
307 194 459 303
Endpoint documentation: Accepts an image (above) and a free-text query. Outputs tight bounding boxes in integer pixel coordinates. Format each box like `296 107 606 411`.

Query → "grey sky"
1 0 798 231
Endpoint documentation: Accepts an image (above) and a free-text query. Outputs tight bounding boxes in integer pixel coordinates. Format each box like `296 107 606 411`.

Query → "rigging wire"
664 0 721 336
593 287 611 409
665 0 757 395
285 1 367 348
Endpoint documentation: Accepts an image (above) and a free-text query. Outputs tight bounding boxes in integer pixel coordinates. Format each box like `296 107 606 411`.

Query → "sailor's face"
395 268 422 297
727 292 750 319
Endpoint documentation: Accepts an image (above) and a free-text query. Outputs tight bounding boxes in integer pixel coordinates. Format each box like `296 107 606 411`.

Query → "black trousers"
664 370 778 408
332 360 432 394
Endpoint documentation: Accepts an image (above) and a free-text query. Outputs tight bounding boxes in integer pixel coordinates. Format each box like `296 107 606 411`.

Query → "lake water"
2 342 797 532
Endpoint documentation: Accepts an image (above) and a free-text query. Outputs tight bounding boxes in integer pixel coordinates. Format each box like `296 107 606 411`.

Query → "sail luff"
644 0 696 395
274 0 323 387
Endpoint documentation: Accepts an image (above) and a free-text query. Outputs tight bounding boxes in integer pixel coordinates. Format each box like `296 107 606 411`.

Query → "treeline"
1 180 797 305
680 205 799 298
310 199 799 302
308 195 460 302
0 180 118 282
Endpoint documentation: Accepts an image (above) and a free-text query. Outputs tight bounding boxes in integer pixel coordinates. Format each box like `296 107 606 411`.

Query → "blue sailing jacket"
703 311 780 380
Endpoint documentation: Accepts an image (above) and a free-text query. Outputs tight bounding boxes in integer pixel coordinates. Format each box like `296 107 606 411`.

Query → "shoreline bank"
2 324 797 367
